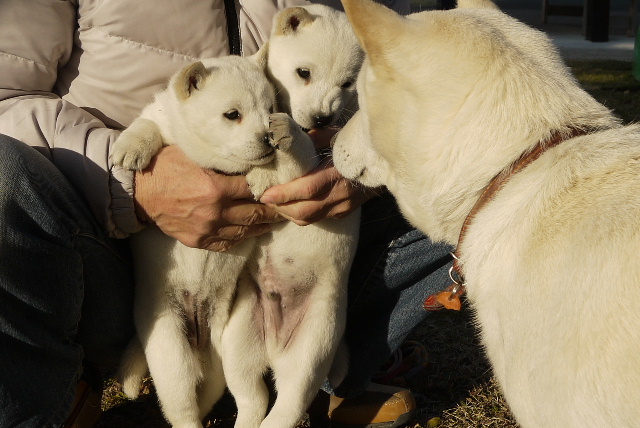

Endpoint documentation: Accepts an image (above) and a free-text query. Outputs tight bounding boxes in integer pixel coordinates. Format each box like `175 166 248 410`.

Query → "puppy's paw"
120 376 143 399
268 112 298 151
246 168 271 200
111 118 163 171
111 134 155 171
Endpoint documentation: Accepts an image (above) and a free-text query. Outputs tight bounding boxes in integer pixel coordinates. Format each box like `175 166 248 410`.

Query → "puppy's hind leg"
142 313 204 428
260 295 342 428
196 348 226 421
222 276 270 428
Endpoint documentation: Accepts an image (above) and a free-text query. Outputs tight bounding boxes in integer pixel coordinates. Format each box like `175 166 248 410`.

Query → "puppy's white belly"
132 227 251 291
251 216 357 350
253 254 315 347
131 227 252 344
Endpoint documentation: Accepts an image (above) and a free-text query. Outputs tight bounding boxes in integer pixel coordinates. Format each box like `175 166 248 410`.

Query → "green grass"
567 60 640 124
97 60 639 428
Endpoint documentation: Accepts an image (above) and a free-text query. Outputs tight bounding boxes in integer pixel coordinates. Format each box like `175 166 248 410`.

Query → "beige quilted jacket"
0 0 408 239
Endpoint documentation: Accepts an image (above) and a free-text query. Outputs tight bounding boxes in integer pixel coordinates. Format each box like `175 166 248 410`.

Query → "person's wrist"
133 170 153 225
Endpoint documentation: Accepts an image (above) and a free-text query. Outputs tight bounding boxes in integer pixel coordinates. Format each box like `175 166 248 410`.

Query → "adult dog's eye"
296 68 311 80
341 80 354 89
224 109 240 120
269 105 275 114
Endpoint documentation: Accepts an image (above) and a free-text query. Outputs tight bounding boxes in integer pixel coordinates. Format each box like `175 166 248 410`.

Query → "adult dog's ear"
273 7 315 36
340 0 402 72
174 61 210 100
457 0 500 10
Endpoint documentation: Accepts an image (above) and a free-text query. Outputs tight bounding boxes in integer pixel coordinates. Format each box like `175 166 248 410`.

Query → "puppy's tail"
116 335 148 399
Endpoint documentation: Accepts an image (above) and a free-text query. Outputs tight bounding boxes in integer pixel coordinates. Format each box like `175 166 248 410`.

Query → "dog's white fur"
333 1 640 427
112 55 275 428
113 6 361 427
220 118 359 428
111 57 277 175
220 6 361 428
260 4 363 130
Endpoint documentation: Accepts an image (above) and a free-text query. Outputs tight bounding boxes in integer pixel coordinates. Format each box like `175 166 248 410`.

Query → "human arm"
0 0 279 245
0 0 143 238
134 145 282 251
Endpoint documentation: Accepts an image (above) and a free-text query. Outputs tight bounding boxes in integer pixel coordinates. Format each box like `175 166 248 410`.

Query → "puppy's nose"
312 115 333 129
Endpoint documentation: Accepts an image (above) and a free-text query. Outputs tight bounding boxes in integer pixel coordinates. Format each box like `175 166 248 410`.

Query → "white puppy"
219 6 362 428
113 55 276 428
261 4 363 130
222 115 359 428
333 1 640 428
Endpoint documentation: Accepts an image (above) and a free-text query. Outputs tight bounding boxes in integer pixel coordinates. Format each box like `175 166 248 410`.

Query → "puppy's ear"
174 61 210 100
340 0 402 72
249 42 269 71
273 7 315 36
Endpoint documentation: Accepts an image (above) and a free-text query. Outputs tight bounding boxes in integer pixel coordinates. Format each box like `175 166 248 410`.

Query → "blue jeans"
0 135 452 427
0 137 135 428
332 193 453 397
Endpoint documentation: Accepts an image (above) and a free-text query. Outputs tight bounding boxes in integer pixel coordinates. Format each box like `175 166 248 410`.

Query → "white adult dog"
332 1 640 427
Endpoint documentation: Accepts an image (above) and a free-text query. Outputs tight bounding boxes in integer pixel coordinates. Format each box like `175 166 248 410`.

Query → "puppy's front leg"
111 118 163 171
247 166 275 200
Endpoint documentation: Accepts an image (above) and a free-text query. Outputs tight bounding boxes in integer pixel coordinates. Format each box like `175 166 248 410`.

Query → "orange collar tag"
435 289 462 311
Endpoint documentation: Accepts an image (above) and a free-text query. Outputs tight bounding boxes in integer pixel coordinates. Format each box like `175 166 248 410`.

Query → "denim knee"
0 135 134 427
328 193 453 396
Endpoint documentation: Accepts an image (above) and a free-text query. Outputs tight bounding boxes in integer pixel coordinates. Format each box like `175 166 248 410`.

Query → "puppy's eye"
224 109 240 120
341 80 354 89
296 68 311 80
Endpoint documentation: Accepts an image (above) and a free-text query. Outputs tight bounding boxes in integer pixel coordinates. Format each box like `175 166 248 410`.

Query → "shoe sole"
322 409 415 428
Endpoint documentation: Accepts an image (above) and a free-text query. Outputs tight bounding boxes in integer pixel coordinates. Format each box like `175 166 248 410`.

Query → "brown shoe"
61 366 103 428
308 383 416 428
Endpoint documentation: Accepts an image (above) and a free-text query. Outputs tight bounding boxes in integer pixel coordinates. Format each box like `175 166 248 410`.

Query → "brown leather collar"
450 128 587 286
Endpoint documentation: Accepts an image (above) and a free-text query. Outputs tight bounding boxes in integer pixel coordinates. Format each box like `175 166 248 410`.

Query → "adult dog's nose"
313 115 333 128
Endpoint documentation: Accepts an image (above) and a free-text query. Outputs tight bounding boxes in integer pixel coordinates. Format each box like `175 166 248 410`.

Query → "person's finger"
200 222 275 252
207 170 254 200
222 201 284 225
259 163 339 205
214 222 274 241
265 206 313 226
203 239 237 252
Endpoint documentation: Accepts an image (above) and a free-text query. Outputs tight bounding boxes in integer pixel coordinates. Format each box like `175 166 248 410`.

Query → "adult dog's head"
332 0 614 243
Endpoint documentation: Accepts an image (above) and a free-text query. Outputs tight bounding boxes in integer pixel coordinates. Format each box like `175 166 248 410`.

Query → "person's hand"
134 145 282 251
259 156 381 226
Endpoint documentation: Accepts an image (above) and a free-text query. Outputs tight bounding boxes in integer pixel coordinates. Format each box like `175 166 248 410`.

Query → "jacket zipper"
223 0 242 55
